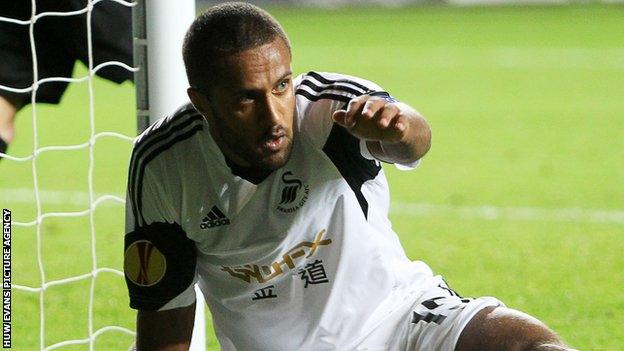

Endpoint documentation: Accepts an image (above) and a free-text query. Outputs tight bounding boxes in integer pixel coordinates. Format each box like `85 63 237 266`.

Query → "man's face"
190 38 295 172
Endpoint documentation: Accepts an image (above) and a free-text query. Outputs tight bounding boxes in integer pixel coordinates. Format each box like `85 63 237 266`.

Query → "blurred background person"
0 0 133 158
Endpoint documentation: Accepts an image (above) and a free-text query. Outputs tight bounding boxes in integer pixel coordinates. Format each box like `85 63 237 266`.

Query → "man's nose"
260 95 283 126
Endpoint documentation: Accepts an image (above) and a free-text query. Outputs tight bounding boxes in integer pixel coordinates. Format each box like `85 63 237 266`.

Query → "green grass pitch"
2 4 623 350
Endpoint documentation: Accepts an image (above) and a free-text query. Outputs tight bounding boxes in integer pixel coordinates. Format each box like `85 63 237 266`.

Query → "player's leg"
403 278 504 351
0 92 27 159
0 1 79 159
455 306 577 351
0 1 30 157
0 95 18 156
402 277 578 351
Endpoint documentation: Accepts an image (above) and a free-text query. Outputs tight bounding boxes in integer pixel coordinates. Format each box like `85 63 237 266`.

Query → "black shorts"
0 0 133 104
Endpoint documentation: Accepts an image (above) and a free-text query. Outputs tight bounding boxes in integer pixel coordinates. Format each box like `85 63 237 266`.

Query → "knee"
456 306 575 351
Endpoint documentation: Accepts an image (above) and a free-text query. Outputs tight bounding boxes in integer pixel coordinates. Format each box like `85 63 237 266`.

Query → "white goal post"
133 0 207 349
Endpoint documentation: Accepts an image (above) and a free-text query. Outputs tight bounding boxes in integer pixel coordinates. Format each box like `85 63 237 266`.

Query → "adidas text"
200 218 230 229
200 206 231 229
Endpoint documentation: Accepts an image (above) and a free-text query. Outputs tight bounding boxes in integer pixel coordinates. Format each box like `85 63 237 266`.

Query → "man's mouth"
261 133 285 152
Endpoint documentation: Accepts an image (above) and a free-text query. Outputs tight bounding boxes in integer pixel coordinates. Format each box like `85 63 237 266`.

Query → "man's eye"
274 80 289 93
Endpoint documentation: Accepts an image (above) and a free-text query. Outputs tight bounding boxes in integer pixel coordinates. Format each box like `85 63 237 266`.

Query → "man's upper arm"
297 71 420 170
136 302 196 351
296 71 386 148
124 150 198 311
124 221 197 310
125 146 199 350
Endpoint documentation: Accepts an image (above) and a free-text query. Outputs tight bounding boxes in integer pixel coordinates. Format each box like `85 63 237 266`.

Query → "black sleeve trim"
322 123 382 218
306 71 372 93
295 89 351 103
124 222 197 311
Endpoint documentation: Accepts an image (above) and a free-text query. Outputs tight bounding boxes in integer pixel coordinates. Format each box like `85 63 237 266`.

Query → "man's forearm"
367 105 431 165
332 96 432 165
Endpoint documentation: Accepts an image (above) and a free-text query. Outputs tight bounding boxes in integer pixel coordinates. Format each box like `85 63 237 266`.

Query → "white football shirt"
124 71 435 350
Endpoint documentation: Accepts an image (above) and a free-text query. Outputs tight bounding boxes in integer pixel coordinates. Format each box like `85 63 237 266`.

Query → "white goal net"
1 0 139 349
1 0 205 348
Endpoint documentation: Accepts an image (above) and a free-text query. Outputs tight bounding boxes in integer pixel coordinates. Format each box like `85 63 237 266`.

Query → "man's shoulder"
129 102 206 174
293 72 388 147
294 71 385 103
133 102 204 148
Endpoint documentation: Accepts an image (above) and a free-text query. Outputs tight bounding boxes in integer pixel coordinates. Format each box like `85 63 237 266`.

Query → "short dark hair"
182 2 291 91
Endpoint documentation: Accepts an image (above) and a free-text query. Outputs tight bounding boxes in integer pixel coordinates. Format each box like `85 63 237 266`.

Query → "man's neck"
207 121 274 184
224 157 273 185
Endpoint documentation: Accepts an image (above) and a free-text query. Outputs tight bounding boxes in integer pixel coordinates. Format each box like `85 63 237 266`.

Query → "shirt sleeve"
124 146 197 311
295 71 419 170
359 138 421 171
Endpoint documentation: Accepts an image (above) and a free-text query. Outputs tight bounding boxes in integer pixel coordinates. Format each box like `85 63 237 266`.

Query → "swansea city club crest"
277 171 309 213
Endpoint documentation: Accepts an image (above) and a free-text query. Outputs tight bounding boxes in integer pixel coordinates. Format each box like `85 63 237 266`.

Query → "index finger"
344 95 369 127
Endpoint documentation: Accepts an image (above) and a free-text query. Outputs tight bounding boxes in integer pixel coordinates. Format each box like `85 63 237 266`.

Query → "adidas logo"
200 206 230 229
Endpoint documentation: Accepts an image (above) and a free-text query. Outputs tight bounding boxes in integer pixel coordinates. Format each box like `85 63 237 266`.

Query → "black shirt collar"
224 157 273 185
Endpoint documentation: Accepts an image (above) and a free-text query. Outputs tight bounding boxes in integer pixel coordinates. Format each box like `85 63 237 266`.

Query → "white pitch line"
0 188 124 206
391 202 624 225
1 188 623 225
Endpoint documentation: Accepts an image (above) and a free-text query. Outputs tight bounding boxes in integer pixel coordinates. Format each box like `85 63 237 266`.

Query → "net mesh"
0 0 137 349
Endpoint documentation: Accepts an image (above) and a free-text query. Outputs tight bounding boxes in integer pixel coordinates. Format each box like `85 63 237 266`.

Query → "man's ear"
187 87 212 119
